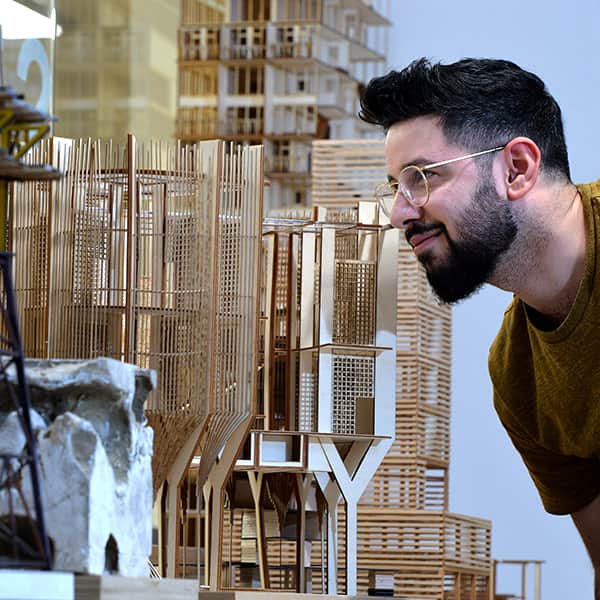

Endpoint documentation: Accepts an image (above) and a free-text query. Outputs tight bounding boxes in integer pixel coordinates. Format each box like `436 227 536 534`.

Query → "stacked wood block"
312 139 493 599
311 140 387 209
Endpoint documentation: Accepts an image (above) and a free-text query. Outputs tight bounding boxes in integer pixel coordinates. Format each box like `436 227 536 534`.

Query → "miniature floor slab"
0 570 74 600
75 576 197 600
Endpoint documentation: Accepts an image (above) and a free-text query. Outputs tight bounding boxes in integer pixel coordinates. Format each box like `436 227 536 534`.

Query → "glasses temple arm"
424 146 505 170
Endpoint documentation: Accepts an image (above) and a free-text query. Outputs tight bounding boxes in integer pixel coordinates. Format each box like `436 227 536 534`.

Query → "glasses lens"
398 165 429 207
375 182 397 217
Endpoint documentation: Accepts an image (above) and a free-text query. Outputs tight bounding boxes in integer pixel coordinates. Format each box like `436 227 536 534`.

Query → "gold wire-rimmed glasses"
375 145 505 217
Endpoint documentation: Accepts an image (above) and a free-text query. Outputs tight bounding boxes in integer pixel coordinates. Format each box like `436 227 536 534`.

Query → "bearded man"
360 57 600 597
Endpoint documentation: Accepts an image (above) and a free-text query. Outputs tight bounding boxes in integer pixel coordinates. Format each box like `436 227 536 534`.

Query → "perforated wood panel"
333 260 376 346
331 354 374 435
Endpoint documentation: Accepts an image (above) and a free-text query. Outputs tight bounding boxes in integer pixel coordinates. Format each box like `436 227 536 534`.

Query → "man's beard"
408 177 518 304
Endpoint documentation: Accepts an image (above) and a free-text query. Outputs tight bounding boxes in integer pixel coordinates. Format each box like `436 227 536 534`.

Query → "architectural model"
10 136 264 580
313 139 493 598
176 0 390 209
199 204 399 593
10 135 498 598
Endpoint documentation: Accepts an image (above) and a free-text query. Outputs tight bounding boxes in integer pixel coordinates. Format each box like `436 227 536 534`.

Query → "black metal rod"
0 253 52 569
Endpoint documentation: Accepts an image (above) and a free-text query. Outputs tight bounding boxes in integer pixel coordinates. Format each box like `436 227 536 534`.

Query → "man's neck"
493 184 586 326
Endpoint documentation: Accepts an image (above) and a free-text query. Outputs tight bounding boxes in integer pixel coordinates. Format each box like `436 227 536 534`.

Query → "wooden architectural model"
11 135 499 598
197 204 399 593
177 0 390 209
313 139 493 599
10 136 264 583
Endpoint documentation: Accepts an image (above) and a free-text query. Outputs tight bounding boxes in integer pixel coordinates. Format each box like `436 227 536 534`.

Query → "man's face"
385 116 517 303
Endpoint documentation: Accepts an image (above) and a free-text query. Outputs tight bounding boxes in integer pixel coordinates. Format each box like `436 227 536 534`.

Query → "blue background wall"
385 1 599 597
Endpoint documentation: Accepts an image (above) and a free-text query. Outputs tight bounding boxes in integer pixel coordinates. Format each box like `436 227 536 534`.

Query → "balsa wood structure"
176 204 398 593
10 136 264 582
312 139 493 599
177 0 390 209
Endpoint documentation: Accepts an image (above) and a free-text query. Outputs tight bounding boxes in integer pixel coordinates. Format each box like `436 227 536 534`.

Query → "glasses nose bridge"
391 181 423 222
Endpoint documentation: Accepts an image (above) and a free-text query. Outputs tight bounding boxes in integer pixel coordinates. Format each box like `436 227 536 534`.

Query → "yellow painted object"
0 107 52 251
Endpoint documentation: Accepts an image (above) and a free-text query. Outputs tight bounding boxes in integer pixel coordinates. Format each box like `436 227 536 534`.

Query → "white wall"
386 1 599 598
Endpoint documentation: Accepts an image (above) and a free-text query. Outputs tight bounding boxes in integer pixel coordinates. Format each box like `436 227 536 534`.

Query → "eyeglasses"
375 145 505 217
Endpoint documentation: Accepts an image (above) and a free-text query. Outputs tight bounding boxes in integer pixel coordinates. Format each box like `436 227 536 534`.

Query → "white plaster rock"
0 357 155 576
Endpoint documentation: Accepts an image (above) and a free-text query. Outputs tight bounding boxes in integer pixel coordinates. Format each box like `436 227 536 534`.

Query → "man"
359 57 600 596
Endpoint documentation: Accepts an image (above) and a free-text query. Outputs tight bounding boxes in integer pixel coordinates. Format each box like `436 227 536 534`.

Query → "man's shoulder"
577 179 600 204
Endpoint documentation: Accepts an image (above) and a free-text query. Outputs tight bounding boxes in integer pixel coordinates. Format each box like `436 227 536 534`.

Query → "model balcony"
265 154 309 175
219 115 264 137
268 23 316 59
176 107 218 140
266 105 316 137
320 0 391 46
179 26 220 61
222 23 267 60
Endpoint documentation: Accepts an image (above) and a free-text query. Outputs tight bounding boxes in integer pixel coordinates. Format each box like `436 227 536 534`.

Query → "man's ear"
502 137 541 200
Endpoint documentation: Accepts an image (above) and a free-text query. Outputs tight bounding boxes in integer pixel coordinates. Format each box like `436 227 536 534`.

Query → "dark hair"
359 58 570 181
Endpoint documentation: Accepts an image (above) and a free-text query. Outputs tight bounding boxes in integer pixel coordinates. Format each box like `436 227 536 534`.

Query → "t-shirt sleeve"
494 390 600 515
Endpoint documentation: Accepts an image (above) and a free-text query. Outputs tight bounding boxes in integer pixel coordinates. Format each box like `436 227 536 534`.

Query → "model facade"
177 0 390 209
313 139 493 598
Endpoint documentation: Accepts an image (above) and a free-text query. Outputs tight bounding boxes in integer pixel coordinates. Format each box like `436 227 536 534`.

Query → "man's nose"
390 191 424 229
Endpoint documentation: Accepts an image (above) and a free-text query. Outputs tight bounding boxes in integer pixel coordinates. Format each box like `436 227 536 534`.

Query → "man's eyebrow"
388 157 437 180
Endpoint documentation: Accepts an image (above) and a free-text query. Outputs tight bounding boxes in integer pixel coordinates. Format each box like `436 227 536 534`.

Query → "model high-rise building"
176 0 390 210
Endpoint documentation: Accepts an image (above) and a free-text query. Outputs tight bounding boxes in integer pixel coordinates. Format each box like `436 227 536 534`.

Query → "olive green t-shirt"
489 180 600 515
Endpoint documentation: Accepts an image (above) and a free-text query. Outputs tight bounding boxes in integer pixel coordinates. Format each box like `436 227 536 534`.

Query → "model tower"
313 139 493 599
177 0 390 210
10 138 264 583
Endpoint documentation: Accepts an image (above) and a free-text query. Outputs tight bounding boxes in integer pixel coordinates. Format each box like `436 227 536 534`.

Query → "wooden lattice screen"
11 136 263 493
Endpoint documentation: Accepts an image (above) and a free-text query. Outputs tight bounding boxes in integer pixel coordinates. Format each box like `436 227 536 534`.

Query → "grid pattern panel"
298 371 316 431
333 260 376 346
274 234 289 349
11 150 52 358
331 354 374 434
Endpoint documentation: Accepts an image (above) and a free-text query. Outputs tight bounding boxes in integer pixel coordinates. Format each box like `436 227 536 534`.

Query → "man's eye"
422 169 436 180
